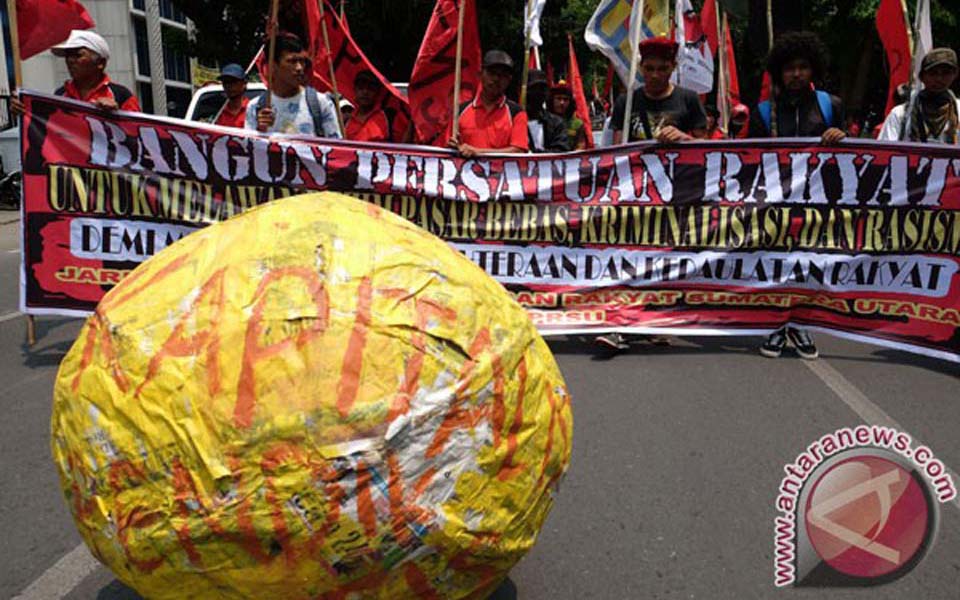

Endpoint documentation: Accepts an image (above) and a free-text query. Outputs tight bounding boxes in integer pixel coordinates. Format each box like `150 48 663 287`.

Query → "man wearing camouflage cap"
879 47 959 144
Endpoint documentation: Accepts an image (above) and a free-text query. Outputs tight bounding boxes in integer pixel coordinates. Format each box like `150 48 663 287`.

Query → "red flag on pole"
700 0 718 53
259 1 410 140
723 19 739 104
567 33 594 149
876 0 913 115
310 1 410 140
17 0 95 60
408 0 481 146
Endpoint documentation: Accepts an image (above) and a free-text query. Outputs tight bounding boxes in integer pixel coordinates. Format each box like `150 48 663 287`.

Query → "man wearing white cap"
12 29 140 116
52 30 140 111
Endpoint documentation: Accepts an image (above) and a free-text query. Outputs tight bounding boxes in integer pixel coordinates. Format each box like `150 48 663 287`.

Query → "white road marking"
0 311 22 323
12 543 100 600
805 359 960 511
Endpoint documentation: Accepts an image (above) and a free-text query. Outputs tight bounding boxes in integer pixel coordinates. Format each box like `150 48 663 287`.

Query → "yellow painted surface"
52 192 572 599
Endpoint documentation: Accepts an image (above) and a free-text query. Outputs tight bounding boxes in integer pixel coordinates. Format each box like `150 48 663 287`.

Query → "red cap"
639 37 678 61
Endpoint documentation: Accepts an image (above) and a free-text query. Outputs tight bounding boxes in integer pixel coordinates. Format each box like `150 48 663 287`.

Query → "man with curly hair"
750 31 847 360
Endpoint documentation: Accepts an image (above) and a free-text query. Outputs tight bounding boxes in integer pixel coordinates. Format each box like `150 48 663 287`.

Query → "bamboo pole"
519 0 537 108
317 0 345 136
264 0 281 109
451 0 467 139
766 0 774 51
621 0 645 142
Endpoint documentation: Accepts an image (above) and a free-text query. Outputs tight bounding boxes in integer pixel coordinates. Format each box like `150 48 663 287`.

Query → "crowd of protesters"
14 27 960 358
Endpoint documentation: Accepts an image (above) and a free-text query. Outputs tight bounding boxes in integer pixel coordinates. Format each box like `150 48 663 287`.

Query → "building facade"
21 0 195 117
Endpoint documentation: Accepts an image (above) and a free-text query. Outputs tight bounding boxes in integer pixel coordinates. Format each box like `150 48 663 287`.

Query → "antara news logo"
773 425 956 587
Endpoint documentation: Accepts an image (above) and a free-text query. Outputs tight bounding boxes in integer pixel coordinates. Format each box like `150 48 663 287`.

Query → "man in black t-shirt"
611 37 707 144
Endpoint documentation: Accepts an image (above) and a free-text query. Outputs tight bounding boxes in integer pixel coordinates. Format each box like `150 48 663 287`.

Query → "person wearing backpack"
446 50 529 158
748 31 846 144
11 30 140 117
750 31 846 361
246 33 341 138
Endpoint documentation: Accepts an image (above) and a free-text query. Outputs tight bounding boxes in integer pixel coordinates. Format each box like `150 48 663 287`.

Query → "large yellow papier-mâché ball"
51 192 572 599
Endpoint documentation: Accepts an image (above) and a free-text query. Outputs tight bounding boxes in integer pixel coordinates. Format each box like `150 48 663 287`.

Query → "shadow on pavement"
95 576 517 599
22 339 76 367
96 580 142 599
546 335 761 360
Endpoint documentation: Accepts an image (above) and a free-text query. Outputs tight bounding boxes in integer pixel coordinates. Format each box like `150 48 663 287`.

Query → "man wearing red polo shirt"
447 50 528 157
11 29 139 116
345 70 392 142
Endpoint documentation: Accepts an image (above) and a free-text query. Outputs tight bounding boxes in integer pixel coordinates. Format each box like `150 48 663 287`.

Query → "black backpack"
55 82 134 108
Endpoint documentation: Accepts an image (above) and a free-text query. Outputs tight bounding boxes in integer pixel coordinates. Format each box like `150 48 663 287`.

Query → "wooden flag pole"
766 0 774 51
264 0 281 109
621 0 645 142
6 0 33 346
317 0 345 136
451 0 467 139
519 0 537 108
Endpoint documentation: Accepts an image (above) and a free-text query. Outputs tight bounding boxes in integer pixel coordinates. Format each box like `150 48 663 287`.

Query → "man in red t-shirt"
213 64 249 129
12 30 140 116
345 70 391 142
447 50 529 157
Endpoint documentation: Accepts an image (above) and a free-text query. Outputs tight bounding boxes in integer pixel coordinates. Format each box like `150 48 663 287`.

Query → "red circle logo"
804 455 932 579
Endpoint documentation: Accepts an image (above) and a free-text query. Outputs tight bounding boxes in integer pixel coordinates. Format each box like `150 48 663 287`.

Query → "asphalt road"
1 213 958 599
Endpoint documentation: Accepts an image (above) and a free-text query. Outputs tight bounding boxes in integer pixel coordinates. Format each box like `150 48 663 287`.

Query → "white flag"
912 0 933 78
673 0 713 93
524 0 548 48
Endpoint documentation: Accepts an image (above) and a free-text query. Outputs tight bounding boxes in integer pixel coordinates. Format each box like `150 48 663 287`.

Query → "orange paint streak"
388 299 458 422
403 562 440 599
101 253 191 310
264 479 296 565
535 386 558 492
497 357 527 481
355 461 378 539
335 276 373 418
135 269 227 399
413 466 437 499
97 323 129 393
490 353 505 449
71 318 101 392
234 267 329 428
425 329 492 459
171 458 204 567
385 453 414 546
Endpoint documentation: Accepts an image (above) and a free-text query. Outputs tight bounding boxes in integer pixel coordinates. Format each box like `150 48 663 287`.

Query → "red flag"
700 0 718 53
259 1 410 140
17 0 95 60
758 71 772 101
408 0 481 146
567 33 594 149
723 20 739 104
876 0 912 115
310 2 410 140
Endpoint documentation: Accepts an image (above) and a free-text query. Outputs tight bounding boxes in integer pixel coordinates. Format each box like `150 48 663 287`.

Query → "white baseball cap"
51 30 110 61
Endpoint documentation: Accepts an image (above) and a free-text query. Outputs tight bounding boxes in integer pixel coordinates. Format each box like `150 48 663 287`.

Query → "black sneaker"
760 328 788 358
596 333 630 351
787 327 819 360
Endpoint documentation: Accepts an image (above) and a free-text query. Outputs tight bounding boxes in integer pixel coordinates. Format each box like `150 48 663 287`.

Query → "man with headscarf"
878 48 959 144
